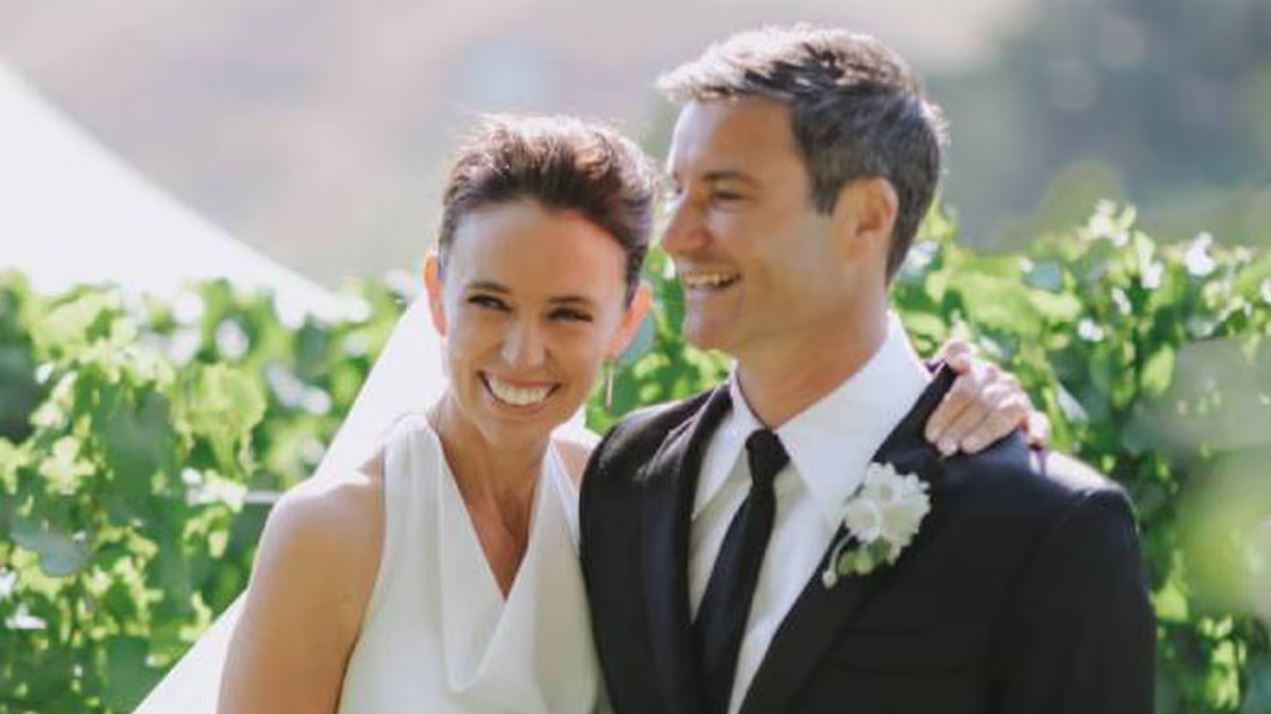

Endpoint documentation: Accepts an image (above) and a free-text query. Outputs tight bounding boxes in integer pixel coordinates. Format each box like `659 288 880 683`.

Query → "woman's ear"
609 281 653 357
422 253 447 337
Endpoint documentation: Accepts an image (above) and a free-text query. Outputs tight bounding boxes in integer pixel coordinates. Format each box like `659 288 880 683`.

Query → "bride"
145 115 1041 713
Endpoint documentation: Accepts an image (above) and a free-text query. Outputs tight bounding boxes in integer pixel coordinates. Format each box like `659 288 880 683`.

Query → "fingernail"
964 438 981 452
925 427 941 442
939 439 956 455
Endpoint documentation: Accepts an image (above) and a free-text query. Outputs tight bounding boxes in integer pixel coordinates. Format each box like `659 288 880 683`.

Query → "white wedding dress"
336 417 600 713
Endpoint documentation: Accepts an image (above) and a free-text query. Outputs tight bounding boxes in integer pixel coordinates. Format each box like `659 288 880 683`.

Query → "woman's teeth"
485 375 553 407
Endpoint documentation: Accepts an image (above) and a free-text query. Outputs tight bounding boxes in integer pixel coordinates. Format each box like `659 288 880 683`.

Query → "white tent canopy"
0 64 343 319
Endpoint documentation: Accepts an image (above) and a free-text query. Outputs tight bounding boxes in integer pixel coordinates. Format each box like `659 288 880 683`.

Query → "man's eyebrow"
702 169 761 187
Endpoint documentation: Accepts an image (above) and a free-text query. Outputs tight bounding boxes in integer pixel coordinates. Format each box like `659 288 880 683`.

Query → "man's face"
662 97 850 359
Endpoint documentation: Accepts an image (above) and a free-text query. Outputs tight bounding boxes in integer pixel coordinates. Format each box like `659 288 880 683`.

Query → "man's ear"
831 177 899 265
422 253 447 337
609 281 653 358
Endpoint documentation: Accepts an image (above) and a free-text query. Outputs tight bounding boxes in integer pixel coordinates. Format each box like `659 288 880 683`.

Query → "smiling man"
580 26 1155 714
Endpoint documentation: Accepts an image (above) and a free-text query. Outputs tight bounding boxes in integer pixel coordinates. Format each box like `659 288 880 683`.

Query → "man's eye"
469 295 509 311
551 308 593 323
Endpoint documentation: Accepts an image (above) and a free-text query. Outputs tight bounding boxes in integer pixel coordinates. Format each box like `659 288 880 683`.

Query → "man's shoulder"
600 390 713 454
944 437 1133 527
1029 448 1123 498
586 389 715 483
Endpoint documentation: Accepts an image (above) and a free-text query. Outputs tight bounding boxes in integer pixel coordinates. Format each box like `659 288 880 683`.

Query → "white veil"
136 295 595 712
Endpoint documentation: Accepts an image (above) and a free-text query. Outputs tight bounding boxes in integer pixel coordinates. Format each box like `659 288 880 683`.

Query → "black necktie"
694 429 790 714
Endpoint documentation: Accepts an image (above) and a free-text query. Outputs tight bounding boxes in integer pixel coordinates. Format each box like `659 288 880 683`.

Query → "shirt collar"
692 313 931 526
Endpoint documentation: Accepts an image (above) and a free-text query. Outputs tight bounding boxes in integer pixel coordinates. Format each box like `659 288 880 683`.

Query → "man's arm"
991 487 1156 713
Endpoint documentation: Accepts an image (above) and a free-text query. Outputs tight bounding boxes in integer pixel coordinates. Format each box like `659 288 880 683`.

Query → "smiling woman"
424 200 651 451
215 114 658 714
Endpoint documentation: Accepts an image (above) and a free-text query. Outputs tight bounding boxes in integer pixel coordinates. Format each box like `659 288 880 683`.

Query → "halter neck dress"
337 418 601 713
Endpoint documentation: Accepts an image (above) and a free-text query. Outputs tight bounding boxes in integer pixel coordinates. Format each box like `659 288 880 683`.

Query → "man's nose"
660 194 708 257
502 318 546 369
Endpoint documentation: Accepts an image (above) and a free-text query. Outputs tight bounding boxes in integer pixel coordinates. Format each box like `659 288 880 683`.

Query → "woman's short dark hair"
437 115 658 303
657 26 948 281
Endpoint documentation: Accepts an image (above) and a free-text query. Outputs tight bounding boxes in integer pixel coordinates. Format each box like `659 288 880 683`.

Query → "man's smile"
679 269 741 292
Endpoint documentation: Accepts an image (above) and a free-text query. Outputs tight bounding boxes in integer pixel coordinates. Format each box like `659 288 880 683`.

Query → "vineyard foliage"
2 203 1270 712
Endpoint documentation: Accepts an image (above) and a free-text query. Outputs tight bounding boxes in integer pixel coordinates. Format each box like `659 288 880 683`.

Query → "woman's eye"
710 191 744 204
469 295 509 311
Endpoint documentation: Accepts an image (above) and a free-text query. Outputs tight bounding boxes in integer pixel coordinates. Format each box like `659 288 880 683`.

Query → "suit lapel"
640 385 732 714
738 366 957 714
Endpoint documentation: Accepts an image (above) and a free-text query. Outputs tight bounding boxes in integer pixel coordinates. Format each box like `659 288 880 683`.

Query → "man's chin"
681 320 736 354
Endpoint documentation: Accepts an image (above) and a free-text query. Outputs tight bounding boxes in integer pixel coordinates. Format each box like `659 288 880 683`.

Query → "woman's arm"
217 468 383 714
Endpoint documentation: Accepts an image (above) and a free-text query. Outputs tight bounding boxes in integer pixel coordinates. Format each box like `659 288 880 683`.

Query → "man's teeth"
486 375 552 406
682 272 739 289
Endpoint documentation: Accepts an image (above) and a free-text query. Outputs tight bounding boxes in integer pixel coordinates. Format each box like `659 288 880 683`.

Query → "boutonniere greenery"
821 462 931 589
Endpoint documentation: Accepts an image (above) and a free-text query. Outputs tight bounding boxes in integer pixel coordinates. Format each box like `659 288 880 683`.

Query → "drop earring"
603 359 616 411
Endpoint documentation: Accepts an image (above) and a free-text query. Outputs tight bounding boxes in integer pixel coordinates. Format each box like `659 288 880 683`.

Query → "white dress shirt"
688 313 931 714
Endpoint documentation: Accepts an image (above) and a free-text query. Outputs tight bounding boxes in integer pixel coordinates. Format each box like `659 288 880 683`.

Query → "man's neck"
734 308 889 429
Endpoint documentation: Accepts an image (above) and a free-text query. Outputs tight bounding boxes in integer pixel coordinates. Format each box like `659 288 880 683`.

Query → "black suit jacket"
580 367 1156 714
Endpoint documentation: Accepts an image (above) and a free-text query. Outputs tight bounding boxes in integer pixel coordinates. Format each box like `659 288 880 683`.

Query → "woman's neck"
428 394 547 595
429 394 545 513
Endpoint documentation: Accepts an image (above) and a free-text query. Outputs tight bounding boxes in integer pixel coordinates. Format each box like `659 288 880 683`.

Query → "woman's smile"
480 371 561 410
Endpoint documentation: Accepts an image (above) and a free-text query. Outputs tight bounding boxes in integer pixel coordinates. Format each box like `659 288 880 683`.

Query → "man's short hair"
657 26 948 280
437 114 658 303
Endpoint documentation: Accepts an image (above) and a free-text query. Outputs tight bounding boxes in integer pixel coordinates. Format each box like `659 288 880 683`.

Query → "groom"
580 26 1155 714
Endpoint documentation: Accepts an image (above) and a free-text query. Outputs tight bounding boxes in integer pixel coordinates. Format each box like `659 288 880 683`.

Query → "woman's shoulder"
249 456 386 630
265 457 383 569
552 432 597 489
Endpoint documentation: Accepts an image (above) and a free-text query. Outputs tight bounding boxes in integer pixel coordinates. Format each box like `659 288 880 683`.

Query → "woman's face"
425 199 649 448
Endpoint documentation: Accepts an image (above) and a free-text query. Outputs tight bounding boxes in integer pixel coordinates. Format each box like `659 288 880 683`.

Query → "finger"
947 348 973 373
962 411 1024 453
960 393 1031 452
945 381 1021 447
925 370 982 442
1024 410 1052 447
976 361 1002 384
934 377 1011 454
936 338 973 364
938 394 997 456
933 362 998 429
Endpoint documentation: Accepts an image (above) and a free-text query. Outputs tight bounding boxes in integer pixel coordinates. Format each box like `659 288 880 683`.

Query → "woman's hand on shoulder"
218 465 384 714
925 339 1052 456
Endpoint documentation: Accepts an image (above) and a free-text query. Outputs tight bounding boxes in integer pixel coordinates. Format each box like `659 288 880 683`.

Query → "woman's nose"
502 318 546 369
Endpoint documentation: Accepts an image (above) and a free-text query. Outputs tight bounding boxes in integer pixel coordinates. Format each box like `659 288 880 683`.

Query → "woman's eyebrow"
465 280 510 293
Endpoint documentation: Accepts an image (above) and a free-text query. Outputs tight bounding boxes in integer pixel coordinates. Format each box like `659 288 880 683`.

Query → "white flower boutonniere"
821 462 931 589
